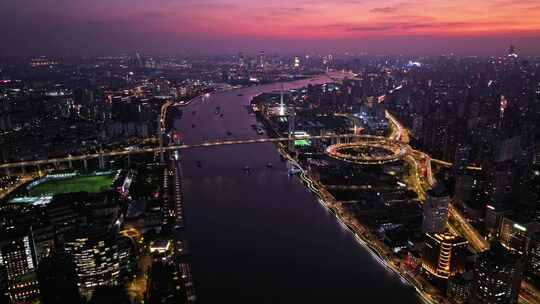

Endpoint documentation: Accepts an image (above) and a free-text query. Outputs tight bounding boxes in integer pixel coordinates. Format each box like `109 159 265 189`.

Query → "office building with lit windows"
0 228 38 281
422 231 468 280
529 231 540 276
447 272 473 304
64 229 122 300
470 244 523 304
422 183 450 234
484 203 512 239
0 227 41 303
499 215 539 255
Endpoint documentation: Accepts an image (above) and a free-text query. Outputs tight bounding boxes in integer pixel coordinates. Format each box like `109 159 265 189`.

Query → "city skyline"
1 2 540 303
2 0 540 56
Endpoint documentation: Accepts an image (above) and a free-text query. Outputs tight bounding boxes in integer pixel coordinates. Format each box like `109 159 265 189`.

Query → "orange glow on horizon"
137 0 540 39
3 0 540 54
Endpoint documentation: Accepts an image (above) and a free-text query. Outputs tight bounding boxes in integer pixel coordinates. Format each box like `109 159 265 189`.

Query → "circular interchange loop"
325 136 409 165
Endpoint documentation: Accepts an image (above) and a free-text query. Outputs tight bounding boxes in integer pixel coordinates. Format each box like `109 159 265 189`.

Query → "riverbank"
250 85 441 303
278 146 436 304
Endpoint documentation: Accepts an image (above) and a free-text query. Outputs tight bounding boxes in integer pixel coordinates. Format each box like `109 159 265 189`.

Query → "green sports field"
28 174 114 196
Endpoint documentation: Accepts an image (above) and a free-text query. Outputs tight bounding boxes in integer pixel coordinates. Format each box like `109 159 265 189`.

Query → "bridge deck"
1 134 378 169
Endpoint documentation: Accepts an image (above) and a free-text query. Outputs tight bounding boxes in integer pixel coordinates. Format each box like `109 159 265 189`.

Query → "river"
174 74 421 303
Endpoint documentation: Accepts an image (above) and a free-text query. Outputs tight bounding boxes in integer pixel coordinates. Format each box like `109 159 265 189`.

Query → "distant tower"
293 56 300 68
279 84 285 116
499 95 508 121
258 50 265 69
508 45 518 58
135 52 143 68
238 52 245 67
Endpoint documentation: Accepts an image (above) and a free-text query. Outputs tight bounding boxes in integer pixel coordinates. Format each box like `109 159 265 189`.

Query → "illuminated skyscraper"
0 229 38 281
499 215 539 255
258 50 265 69
64 229 122 300
422 231 468 280
0 228 40 303
293 56 300 68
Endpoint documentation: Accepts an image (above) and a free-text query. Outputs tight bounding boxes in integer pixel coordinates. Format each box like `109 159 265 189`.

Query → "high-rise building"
447 272 473 304
422 183 450 234
258 50 265 69
454 173 479 208
145 261 185 303
484 203 512 239
0 98 12 132
470 244 523 304
508 45 518 58
422 231 468 280
37 252 81 304
529 231 540 276
0 265 9 304
8 275 40 303
488 133 535 204
293 56 300 68
64 229 123 300
454 144 471 175
0 228 38 281
73 88 95 106
117 236 137 283
90 286 130 304
238 52 245 67
499 215 540 255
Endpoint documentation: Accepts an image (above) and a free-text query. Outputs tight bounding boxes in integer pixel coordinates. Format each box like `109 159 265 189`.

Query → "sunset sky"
2 0 540 56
